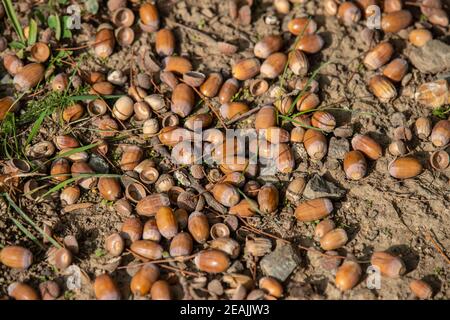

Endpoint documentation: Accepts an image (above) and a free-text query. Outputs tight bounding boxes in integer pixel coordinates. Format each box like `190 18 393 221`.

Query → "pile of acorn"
0 0 448 300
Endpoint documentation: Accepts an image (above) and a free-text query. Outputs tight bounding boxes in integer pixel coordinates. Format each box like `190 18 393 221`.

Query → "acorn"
142 219 161 242
105 232 124 256
121 217 143 242
409 29 432 47
171 83 195 117
13 63 45 91
114 198 132 216
130 240 163 260
120 145 143 171
212 183 240 207
383 58 408 82
382 10 413 33
210 237 240 259
274 0 290 14
60 186 81 206
290 127 305 143
264 127 290 144
159 126 194 147
94 26 115 58
39 281 60 300
335 259 362 291
259 277 283 298
155 175 175 193
184 113 213 131
151 280 172 300
220 102 249 121
314 219 336 239
163 56 192 74
112 96 134 120
188 211 210 244
384 0 402 12
30 42 50 63
200 73 223 98
296 92 320 112
351 134 382 160
338 2 361 25
287 17 317 35
320 228 348 250
98 177 122 201
295 198 333 222
415 80 449 109
54 135 79 150
174 208 189 229
415 117 432 140
324 0 338 16
229 199 258 217
52 73 69 92
249 79 269 97
343 150 367 180
232 58 261 81
410 279 433 300
94 274 121 300
0 96 15 121
53 247 73 270
160 71 179 90
286 177 306 203
427 8 448 27
388 140 407 156
295 34 324 54
260 53 287 79
194 249 230 273
430 150 449 171
257 183 279 214
0 246 33 269
155 28 175 56
389 156 423 179
364 42 394 71
303 129 328 160
139 3 159 32
254 35 283 59
169 232 193 257
136 194 171 217
50 158 71 182
311 111 336 132
370 251 406 278
3 54 23 76
8 282 39 300
288 50 309 76
276 143 295 173
155 206 178 239
115 26 135 47
112 7 134 28
130 263 160 296
219 78 240 104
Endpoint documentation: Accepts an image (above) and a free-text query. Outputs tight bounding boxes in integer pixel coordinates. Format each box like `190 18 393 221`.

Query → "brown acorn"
130 263 159 296
13 63 45 91
276 143 295 173
219 78 240 104
3 54 23 76
260 52 287 79
53 247 73 270
0 96 15 121
288 50 309 76
183 71 206 88
155 28 175 56
274 0 290 14
105 232 124 256
94 27 115 58
388 156 423 179
370 251 406 278
169 232 193 257
295 198 333 222
320 228 348 250
151 280 172 300
120 145 143 171
112 96 134 120
415 80 449 109
155 206 178 239
383 58 408 82
136 194 171 217
163 56 192 74
409 279 433 300
212 183 240 207
430 120 450 147
295 34 324 54
219 102 250 121
287 17 317 35
351 134 382 160
343 150 367 180
52 73 69 92
200 73 223 98
286 177 306 203
50 158 71 182
296 92 320 112
171 83 195 117
409 29 432 47
311 111 336 132
232 58 261 81
229 199 258 217
381 10 413 33
257 183 279 214
142 219 161 242
314 219 336 239
121 217 143 242
98 177 122 201
264 127 290 144
8 282 39 300
194 249 230 273
255 106 277 130
384 0 402 12
62 103 85 122
139 3 159 32
415 117 432 140
210 237 240 259
115 26 135 47
60 186 81 205
188 211 210 244
39 281 60 300
158 126 194 147
338 2 361 25
303 129 328 160
130 240 163 260
94 274 121 300
364 42 394 70
0 246 33 269
30 42 50 63
254 35 283 59
335 259 362 291
259 277 283 298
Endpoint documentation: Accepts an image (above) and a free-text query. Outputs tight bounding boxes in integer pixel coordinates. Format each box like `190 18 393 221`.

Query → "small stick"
226 106 261 125
425 230 450 265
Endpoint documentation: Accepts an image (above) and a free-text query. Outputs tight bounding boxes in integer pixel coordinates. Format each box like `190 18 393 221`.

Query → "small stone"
207 279 224 296
328 137 349 160
260 240 300 281
303 174 346 199
334 125 353 138
405 40 450 74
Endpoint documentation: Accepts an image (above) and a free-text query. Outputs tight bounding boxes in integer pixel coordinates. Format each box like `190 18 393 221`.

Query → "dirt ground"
0 0 449 300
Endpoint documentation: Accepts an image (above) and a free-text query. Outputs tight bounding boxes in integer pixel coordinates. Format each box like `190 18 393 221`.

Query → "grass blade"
2 0 25 43
28 18 38 46
68 94 123 101
25 108 50 146
50 142 101 161
2 193 62 248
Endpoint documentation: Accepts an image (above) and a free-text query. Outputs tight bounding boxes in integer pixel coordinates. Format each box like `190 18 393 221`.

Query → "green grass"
433 106 450 119
2 0 26 44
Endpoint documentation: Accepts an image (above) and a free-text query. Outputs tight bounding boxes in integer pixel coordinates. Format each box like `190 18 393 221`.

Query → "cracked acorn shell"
389 156 423 179
363 42 394 70
105 233 124 256
260 52 287 79
13 63 45 91
130 240 163 260
287 17 317 35
335 259 362 291
254 35 283 59
295 198 333 222
232 58 261 80
188 211 210 244
0 246 33 269
351 134 382 160
229 199 258 217
136 194 171 217
344 150 367 180
303 129 328 160
120 145 143 171
210 237 240 259
320 228 348 250
381 10 413 33
194 249 230 273
430 120 450 147
371 251 406 278
430 150 449 171
94 274 121 300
